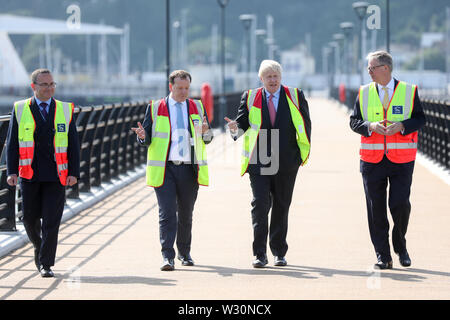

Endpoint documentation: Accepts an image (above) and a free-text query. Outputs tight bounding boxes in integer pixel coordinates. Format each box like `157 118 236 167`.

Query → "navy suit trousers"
20 180 65 268
154 163 199 259
249 167 299 258
361 157 414 263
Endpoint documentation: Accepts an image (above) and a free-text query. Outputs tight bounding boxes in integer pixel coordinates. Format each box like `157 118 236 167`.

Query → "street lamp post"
329 41 339 88
353 1 369 85
333 33 345 78
166 0 170 94
239 14 256 88
255 29 267 67
340 22 354 88
217 0 229 131
386 0 390 52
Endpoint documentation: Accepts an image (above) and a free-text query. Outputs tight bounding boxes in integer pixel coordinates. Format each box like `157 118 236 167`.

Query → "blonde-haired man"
225 60 311 268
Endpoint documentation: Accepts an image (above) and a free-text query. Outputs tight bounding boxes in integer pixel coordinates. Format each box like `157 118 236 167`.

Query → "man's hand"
7 174 17 187
131 122 146 140
224 117 237 134
369 121 388 135
201 116 210 134
66 176 78 187
385 120 405 136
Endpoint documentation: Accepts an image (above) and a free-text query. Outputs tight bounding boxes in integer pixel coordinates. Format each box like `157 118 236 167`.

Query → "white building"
280 43 315 88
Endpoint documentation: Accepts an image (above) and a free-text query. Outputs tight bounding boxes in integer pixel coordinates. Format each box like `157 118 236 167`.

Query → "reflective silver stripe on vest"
58 163 68 171
361 84 370 120
153 132 169 139
55 146 68 153
15 99 30 124
242 150 251 158
147 160 166 167
151 100 162 139
360 143 384 150
249 123 259 131
19 159 32 166
61 102 72 126
247 89 258 108
403 83 413 120
19 141 34 148
386 142 417 149
286 87 298 109
197 160 208 166
193 100 204 119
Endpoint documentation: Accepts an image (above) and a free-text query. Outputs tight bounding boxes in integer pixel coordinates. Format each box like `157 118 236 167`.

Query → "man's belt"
168 160 191 165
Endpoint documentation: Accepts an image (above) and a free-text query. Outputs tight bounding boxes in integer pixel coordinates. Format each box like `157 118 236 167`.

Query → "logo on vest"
57 124 66 132
392 106 403 114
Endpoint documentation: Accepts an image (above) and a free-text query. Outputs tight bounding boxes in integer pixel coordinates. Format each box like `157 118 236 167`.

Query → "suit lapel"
30 97 45 127
273 86 286 127
261 89 272 128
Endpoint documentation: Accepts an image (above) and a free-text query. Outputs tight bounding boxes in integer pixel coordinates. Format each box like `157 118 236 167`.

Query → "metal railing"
0 92 243 231
330 87 450 171
0 100 147 231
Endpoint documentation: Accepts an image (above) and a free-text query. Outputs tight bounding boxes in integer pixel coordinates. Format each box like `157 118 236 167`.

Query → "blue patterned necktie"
175 102 186 157
39 102 48 121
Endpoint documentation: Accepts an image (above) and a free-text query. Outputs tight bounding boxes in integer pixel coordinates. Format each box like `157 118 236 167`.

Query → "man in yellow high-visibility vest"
225 60 311 268
6 68 80 278
132 70 213 271
350 51 425 269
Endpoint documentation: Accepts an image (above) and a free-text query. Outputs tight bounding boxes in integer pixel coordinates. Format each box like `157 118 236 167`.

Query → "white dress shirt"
377 77 395 106
368 77 403 135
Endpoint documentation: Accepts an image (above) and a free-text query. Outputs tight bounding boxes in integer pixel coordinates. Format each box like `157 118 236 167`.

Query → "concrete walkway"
0 98 449 300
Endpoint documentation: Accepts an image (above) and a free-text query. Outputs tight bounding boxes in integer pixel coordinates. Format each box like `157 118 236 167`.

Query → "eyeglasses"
35 82 57 88
367 65 385 72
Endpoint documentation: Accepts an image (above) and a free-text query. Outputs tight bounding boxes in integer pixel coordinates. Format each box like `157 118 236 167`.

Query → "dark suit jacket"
6 97 80 182
139 96 213 175
349 78 425 138
234 86 312 175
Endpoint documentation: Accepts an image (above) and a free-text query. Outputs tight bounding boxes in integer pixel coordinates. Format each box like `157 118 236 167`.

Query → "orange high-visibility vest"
359 81 417 163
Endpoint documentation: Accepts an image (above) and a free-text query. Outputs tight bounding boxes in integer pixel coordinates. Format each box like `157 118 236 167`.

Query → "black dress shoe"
252 255 268 268
160 258 175 271
399 252 411 267
39 266 54 278
177 254 194 266
274 256 287 266
374 260 393 270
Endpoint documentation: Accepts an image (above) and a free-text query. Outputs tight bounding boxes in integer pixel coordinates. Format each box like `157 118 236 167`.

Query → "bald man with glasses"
6 68 80 278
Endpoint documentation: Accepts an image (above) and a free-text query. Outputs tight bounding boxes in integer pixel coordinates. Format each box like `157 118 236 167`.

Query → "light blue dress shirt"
264 87 281 111
34 96 51 120
168 95 191 162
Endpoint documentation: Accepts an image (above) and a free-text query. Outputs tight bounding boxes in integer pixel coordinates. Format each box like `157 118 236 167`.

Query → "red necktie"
268 94 276 126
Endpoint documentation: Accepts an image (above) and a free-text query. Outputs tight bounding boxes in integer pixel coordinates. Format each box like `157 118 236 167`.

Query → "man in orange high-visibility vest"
350 51 425 270
6 68 80 278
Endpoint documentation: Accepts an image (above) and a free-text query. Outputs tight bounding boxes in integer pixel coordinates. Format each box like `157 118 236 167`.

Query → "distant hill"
2 0 448 73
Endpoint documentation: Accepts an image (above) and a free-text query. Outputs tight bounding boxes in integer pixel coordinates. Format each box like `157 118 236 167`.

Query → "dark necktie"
39 102 48 121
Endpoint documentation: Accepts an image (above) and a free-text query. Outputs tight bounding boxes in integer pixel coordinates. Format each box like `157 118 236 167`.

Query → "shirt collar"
34 96 52 107
377 77 394 92
264 86 281 99
169 94 186 107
